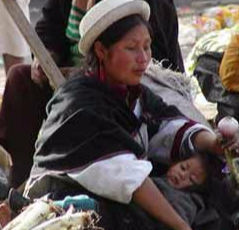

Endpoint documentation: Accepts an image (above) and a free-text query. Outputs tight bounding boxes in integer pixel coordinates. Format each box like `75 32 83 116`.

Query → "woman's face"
97 24 152 85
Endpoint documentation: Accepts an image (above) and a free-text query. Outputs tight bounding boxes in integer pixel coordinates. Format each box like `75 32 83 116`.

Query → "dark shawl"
32 75 181 176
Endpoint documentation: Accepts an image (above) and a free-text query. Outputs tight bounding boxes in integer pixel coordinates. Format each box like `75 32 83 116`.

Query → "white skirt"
0 0 31 57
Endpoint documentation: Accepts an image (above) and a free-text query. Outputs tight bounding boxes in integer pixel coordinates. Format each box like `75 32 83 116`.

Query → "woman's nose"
136 49 148 63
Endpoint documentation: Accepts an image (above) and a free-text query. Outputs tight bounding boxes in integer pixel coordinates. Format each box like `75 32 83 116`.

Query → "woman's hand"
133 178 192 230
217 116 239 154
0 202 11 227
193 129 239 156
176 223 192 230
216 130 239 154
169 219 192 230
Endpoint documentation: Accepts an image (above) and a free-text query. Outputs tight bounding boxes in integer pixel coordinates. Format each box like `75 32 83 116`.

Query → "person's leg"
0 64 53 188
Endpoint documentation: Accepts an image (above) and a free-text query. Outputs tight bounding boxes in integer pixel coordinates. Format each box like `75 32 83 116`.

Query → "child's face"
166 156 206 189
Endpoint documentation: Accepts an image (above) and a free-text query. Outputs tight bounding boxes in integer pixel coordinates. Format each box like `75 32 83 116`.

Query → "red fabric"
0 64 53 187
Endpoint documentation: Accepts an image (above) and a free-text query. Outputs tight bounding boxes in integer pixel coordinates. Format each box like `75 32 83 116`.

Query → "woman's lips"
134 68 146 75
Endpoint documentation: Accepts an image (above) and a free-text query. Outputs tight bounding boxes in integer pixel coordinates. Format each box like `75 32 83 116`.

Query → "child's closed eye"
180 162 189 171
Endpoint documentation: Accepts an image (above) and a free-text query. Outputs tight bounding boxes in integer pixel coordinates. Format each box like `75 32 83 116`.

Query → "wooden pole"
1 0 66 89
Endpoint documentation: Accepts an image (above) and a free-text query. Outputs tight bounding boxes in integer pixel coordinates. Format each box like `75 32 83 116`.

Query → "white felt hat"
78 0 150 56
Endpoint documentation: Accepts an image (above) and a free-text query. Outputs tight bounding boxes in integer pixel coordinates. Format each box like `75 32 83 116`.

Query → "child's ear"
94 41 107 61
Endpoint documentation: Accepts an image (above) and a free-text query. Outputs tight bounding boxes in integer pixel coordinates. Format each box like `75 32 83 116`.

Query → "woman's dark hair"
83 14 153 72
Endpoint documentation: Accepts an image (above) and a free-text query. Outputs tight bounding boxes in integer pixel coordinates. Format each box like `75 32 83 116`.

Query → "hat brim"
78 0 150 56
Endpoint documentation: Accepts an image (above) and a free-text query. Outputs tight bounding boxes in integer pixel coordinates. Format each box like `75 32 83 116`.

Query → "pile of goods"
193 5 239 38
1 195 102 230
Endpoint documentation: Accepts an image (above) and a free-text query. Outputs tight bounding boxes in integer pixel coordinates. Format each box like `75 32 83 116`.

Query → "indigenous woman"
0 0 184 188
24 0 239 229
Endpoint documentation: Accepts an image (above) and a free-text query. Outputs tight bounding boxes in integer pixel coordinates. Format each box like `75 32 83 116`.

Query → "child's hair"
186 152 224 193
199 152 224 179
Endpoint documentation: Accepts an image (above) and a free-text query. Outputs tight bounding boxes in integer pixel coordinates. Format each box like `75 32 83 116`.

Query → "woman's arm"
193 128 239 155
133 177 192 230
67 154 191 229
193 130 220 153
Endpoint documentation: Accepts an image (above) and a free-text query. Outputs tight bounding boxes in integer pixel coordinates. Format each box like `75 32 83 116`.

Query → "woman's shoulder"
48 74 125 112
57 73 109 95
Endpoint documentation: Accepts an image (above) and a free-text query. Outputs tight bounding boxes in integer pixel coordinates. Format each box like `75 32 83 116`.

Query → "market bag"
219 33 239 92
